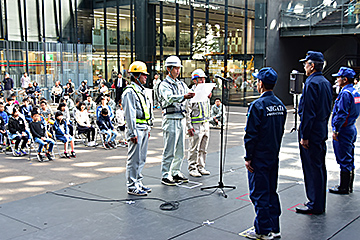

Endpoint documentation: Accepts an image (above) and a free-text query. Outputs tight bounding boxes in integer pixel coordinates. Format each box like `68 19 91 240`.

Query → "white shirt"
21 76 31 88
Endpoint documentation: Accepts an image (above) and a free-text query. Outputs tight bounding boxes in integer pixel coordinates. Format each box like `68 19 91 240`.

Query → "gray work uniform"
158 75 189 178
186 84 211 172
122 82 152 190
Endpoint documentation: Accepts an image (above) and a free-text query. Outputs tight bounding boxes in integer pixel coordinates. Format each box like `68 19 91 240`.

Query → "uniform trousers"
299 140 327 212
126 128 149 190
333 125 356 172
188 121 209 171
248 158 281 235
161 118 185 178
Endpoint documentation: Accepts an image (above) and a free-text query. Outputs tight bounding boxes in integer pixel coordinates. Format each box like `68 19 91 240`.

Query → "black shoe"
350 170 355 193
161 177 177 186
172 173 189 183
329 185 349 194
329 171 350 194
108 141 115 148
37 154 43 162
295 206 323 215
104 142 111 149
45 152 53 161
141 185 152 193
71 151 76 158
64 152 71 158
127 188 147 196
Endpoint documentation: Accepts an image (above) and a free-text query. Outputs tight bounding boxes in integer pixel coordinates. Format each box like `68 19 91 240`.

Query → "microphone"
214 74 232 82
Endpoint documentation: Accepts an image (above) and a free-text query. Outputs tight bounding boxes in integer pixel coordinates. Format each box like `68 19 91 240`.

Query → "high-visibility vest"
191 101 210 123
125 84 151 124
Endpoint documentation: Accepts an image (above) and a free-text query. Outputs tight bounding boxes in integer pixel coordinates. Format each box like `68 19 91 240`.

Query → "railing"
280 1 359 36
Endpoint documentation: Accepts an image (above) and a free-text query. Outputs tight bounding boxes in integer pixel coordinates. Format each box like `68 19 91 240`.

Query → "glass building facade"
0 0 267 105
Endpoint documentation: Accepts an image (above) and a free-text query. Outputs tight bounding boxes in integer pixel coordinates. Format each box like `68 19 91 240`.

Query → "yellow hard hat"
128 61 149 75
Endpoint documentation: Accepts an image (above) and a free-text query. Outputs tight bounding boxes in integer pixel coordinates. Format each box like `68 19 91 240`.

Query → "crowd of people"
0 74 128 162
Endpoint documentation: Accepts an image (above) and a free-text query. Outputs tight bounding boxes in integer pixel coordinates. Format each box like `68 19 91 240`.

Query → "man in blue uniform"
329 67 360 194
244 67 287 240
296 51 332 214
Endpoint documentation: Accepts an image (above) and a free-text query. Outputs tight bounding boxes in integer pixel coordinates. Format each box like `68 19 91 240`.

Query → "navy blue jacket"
298 72 332 142
97 114 114 130
332 84 360 132
244 91 287 160
3 77 14 90
53 119 69 138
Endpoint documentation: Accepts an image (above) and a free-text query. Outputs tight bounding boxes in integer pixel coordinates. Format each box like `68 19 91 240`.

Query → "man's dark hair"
31 110 39 117
22 97 29 103
77 102 85 110
57 102 66 111
101 108 109 115
215 98 221 102
40 100 47 105
75 97 82 104
310 61 324 72
345 77 355 84
55 111 63 119
263 83 275 90
10 93 16 98
40 97 46 102
7 97 13 102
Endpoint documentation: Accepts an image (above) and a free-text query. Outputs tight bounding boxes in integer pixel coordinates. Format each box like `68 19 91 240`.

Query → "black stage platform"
1 132 360 240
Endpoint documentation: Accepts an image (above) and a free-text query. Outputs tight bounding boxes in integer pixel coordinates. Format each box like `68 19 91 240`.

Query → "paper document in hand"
190 83 216 103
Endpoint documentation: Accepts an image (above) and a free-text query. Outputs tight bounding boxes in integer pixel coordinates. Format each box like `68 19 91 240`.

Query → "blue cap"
299 51 325 62
332 67 356 79
252 67 277 84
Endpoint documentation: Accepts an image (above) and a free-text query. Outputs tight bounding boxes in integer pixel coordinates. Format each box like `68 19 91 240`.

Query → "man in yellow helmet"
186 69 212 177
158 56 195 185
122 61 153 196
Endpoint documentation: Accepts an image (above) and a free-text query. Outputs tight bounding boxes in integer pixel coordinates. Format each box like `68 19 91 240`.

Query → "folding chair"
94 122 112 150
5 126 30 157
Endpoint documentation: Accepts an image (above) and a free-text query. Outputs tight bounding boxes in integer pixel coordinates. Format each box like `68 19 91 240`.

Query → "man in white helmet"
122 61 153 196
158 56 195 185
186 69 212 177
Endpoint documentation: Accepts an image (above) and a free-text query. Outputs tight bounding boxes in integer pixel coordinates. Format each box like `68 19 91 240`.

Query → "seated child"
30 111 55 162
8 107 29 156
0 115 5 148
53 111 76 159
97 108 118 149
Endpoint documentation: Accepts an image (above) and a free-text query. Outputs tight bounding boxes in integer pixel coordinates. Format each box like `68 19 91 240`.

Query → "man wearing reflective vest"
329 67 360 194
158 56 195 186
122 61 153 196
186 69 211 177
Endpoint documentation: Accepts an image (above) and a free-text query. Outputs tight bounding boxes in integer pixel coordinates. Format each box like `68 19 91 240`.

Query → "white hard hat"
191 69 207 80
165 56 183 67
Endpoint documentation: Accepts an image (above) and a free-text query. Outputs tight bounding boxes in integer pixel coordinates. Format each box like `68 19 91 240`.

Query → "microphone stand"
201 75 236 198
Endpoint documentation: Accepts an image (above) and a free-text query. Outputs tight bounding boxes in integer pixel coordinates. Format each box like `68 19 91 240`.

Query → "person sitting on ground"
8 107 29 156
20 97 33 123
96 96 113 120
209 98 226 127
40 100 55 125
97 108 118 149
57 102 73 136
53 111 75 158
30 110 55 162
51 81 63 104
75 102 96 147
